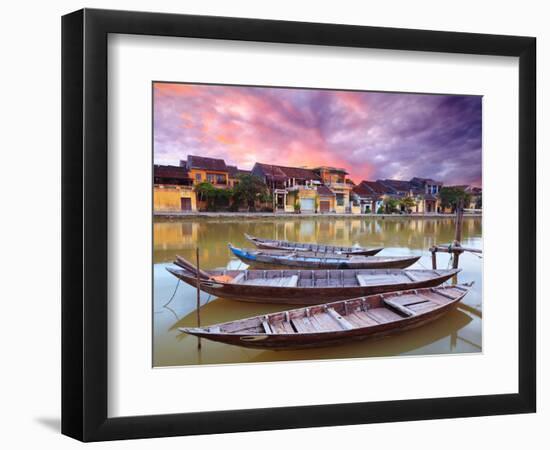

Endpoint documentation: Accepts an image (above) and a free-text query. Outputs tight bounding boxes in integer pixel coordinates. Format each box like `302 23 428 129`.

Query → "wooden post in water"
452 199 464 269
195 247 202 350
431 247 437 270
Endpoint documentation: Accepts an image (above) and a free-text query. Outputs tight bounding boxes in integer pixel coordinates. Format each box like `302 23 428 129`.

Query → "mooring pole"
452 199 464 269
431 247 437 270
195 247 202 350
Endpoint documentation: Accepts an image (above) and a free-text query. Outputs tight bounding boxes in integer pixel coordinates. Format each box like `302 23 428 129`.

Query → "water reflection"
153 217 482 367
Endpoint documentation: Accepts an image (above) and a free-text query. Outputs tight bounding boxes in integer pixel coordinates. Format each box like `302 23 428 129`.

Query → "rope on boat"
163 279 181 307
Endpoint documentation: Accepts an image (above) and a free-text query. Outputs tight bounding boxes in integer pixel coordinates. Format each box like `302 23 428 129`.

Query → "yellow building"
153 165 197 212
252 162 324 213
316 184 336 213
287 187 318 213
181 155 230 188
314 166 353 213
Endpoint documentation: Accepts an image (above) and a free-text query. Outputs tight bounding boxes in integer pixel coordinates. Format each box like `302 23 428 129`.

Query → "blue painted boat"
228 244 420 270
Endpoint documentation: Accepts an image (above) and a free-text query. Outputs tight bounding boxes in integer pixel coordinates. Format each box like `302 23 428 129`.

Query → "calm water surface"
153 217 482 367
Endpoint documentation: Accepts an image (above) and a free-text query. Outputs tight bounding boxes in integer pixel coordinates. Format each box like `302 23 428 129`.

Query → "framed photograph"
62 8 536 441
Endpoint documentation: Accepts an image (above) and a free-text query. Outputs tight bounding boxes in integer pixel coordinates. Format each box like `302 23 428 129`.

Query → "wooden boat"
228 244 420 270
179 284 471 349
244 233 383 256
166 255 460 305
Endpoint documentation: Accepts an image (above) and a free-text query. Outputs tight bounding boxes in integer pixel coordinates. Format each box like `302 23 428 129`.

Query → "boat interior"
203 268 452 288
202 286 467 335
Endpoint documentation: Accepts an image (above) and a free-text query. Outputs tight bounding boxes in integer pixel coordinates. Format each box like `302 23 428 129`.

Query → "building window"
195 173 202 182
336 193 345 206
206 173 227 185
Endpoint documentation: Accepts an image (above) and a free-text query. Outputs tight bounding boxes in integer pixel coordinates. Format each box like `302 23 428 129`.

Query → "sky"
153 83 482 186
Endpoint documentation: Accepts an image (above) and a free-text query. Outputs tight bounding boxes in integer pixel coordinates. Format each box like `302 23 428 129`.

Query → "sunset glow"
154 83 482 186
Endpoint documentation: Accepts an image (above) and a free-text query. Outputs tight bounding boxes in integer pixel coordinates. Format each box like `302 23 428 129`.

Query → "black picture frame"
62 8 536 442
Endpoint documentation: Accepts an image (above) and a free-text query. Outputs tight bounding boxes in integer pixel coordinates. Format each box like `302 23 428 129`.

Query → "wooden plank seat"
403 271 420 282
261 318 273 334
356 274 395 286
238 275 299 287
383 298 416 316
406 301 438 314
326 308 355 330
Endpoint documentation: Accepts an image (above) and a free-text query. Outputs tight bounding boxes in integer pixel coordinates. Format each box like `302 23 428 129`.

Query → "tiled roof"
154 165 190 180
446 185 482 194
358 180 392 195
316 185 335 196
186 155 228 171
352 184 372 197
379 179 414 193
227 165 252 177
410 177 443 186
253 162 321 181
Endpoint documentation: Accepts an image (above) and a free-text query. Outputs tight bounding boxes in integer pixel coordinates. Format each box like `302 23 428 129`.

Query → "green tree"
439 187 471 212
194 182 232 211
194 181 216 209
383 197 399 214
213 186 233 210
232 174 268 211
399 196 417 213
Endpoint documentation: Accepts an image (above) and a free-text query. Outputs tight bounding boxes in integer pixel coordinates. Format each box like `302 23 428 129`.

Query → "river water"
153 216 482 367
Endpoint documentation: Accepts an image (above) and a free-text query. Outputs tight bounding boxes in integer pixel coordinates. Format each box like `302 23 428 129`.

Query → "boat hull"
186 308 454 349
254 242 381 256
229 245 420 270
167 267 460 305
181 286 468 349
245 234 382 256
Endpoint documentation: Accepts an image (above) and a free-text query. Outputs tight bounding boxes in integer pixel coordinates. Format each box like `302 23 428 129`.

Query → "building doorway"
180 197 192 211
300 198 315 213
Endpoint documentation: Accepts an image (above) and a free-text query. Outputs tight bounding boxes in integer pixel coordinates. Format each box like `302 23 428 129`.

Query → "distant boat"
244 233 383 256
179 284 471 349
166 255 460 305
228 244 420 270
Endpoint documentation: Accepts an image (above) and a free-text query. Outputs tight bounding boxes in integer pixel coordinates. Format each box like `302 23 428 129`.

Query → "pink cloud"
153 83 481 186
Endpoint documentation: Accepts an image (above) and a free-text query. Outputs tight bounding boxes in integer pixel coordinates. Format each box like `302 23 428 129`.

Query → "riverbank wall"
154 211 482 220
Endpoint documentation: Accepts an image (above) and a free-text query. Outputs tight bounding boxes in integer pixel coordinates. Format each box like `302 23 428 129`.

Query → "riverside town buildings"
153 154 481 214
